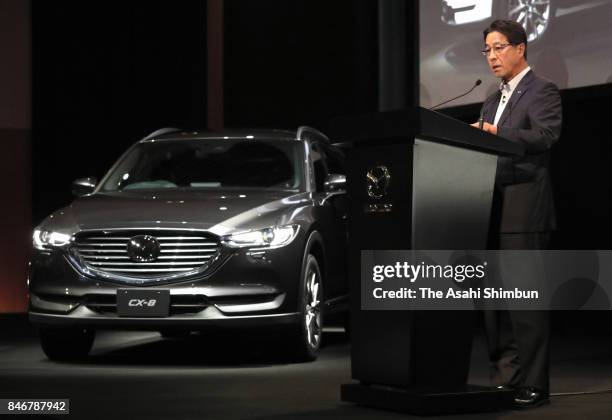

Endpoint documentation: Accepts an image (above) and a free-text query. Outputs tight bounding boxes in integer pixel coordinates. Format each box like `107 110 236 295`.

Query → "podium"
330 107 525 415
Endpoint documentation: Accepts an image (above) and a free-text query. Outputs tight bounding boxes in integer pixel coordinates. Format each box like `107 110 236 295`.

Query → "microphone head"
475 79 482 86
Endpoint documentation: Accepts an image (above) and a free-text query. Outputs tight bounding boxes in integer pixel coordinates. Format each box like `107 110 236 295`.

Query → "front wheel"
290 253 323 362
504 0 555 44
39 327 95 361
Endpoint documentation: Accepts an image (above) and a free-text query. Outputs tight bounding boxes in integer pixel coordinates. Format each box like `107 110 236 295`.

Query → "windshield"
101 139 304 192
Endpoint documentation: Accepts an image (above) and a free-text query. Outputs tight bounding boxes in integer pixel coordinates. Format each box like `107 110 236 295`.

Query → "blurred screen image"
420 0 612 108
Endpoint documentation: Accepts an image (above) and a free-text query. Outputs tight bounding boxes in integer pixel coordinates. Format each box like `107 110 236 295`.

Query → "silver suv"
29 127 348 362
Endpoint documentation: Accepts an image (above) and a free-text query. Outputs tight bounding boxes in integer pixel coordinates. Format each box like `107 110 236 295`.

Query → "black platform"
3 315 612 419
333 107 525 414
341 383 514 416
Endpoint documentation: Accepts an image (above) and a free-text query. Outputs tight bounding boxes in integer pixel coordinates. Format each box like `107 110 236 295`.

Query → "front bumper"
28 237 304 329
29 309 300 329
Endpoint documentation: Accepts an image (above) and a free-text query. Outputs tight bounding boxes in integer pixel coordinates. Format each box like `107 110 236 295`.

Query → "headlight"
223 225 300 249
33 229 72 250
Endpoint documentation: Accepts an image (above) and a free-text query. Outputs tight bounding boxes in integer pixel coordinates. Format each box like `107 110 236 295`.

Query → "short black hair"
483 19 528 60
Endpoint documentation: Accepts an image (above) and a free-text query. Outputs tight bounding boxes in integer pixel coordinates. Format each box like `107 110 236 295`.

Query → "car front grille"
72 230 221 279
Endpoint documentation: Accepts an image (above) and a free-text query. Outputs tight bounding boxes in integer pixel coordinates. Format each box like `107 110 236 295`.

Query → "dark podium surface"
330 107 524 415
333 107 523 155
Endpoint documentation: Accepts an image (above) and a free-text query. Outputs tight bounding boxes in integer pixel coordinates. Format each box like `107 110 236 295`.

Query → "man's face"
485 31 525 81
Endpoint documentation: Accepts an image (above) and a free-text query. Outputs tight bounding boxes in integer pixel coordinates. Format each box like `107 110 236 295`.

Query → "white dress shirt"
493 65 531 126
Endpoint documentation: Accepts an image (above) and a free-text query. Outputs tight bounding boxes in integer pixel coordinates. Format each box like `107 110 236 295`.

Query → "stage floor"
1 315 612 419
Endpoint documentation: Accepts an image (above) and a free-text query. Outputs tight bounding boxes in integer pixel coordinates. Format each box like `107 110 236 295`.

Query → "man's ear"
518 43 526 58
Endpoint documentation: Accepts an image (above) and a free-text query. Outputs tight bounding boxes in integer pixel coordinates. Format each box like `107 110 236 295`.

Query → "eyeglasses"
481 43 513 57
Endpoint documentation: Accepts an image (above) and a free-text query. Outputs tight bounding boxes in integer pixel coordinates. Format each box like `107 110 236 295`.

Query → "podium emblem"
366 165 391 200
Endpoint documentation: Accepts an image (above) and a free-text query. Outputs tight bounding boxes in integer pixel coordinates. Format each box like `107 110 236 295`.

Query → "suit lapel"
497 70 534 127
484 91 501 124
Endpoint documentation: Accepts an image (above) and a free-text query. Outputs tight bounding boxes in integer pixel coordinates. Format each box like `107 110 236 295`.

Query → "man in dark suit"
472 19 562 409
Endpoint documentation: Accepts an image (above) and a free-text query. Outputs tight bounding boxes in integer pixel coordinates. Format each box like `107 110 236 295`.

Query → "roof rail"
296 126 330 143
140 127 183 142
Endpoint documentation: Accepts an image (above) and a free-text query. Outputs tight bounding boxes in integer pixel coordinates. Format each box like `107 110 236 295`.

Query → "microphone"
429 79 482 110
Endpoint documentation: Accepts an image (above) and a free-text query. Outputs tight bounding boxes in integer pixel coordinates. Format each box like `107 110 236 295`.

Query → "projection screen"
419 0 612 108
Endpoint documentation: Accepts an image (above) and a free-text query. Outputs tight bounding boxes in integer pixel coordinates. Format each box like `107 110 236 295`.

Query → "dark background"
1 5 610 414
31 0 378 223
31 0 209 221
30 0 612 251
18 0 608 325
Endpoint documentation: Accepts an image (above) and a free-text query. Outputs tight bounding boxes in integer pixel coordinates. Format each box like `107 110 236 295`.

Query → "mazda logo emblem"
366 166 391 200
126 235 161 262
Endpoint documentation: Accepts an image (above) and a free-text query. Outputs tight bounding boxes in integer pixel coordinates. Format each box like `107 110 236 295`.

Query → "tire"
290 253 323 362
39 327 95 361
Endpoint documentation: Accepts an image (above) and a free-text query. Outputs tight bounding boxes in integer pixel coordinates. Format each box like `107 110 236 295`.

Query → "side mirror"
323 174 346 193
72 177 97 197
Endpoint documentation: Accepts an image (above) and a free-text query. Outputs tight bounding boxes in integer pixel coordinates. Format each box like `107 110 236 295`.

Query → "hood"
40 190 313 236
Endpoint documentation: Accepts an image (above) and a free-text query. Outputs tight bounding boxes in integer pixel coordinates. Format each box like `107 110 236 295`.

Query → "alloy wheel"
304 263 322 350
508 0 552 42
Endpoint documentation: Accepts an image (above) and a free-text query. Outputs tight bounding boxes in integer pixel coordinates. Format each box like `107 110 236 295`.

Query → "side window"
310 143 329 192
